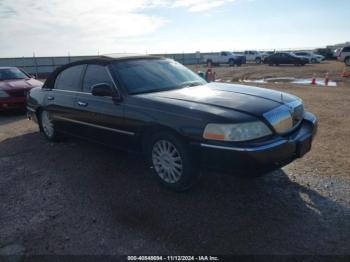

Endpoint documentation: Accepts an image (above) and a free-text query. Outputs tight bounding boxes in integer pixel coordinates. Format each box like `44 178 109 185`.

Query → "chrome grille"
263 100 304 134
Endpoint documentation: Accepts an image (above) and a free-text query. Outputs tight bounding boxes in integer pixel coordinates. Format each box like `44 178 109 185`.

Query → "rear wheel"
149 132 199 191
255 57 262 64
311 58 316 63
39 110 60 141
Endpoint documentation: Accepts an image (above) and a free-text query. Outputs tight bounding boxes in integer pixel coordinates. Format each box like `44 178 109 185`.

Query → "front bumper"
0 97 26 111
195 112 317 174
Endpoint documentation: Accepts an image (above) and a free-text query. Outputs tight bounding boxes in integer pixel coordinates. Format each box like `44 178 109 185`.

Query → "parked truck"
337 46 350 66
244 50 264 64
203 51 244 67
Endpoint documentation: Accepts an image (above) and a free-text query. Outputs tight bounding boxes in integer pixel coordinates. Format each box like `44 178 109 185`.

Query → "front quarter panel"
27 87 46 111
123 95 257 143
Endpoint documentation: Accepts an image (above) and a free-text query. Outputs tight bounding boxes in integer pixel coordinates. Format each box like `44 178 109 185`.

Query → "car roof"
43 54 164 89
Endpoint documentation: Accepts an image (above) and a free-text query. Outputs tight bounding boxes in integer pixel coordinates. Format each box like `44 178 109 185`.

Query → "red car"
0 67 43 112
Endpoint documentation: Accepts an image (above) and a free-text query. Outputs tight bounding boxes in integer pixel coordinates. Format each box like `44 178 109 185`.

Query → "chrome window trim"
53 116 135 136
53 89 90 95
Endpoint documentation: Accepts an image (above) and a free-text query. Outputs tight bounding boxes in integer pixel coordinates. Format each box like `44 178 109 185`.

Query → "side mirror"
30 74 36 79
91 83 114 97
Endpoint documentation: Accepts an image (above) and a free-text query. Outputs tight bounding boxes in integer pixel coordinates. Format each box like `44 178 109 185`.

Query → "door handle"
47 95 54 100
77 101 88 107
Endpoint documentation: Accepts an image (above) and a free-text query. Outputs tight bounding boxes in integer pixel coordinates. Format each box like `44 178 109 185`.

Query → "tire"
255 58 262 64
149 132 199 192
345 57 350 66
38 110 60 142
311 58 316 63
206 60 212 67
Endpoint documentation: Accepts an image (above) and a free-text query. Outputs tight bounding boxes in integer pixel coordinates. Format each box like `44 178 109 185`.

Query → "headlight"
0 90 9 98
203 122 272 142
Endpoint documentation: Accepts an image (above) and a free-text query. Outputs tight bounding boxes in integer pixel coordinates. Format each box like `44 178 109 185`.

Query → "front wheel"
345 57 350 66
255 58 262 64
149 132 199 191
39 110 60 141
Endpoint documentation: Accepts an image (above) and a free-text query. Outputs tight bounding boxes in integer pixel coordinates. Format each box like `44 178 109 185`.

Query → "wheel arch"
140 123 190 153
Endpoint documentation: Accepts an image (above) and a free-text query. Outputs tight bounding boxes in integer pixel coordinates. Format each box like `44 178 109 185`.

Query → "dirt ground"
0 61 350 257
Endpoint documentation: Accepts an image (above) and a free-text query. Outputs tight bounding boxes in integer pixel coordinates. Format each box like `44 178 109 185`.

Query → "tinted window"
343 47 350 52
111 59 206 95
55 65 84 91
83 65 114 93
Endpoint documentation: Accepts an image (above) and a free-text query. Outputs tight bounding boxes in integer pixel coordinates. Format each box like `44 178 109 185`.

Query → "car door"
74 64 136 150
280 53 290 64
45 64 85 134
272 53 281 64
220 52 227 63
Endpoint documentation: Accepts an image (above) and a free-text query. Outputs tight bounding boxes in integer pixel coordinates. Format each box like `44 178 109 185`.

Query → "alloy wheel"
41 111 54 138
152 140 183 184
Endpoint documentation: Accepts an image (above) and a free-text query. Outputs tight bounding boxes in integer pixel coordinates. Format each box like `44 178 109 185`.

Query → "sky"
0 0 349 57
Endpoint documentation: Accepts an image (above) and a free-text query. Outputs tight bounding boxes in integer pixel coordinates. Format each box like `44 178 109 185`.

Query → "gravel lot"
1 61 350 256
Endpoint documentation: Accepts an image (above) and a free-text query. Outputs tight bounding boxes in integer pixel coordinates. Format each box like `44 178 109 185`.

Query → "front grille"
263 100 304 134
8 90 27 97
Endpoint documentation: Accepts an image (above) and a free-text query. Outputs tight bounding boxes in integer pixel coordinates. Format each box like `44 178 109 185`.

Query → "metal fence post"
33 53 38 78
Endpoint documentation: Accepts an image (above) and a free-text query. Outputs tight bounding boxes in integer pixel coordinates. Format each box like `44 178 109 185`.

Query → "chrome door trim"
53 116 135 136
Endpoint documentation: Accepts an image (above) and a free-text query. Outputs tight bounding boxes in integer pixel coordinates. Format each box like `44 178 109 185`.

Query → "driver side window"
83 65 114 93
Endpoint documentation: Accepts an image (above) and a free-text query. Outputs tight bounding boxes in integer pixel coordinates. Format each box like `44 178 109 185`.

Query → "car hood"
0 78 43 91
138 82 299 117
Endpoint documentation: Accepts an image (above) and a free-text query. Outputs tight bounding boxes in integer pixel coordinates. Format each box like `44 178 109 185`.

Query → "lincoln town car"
27 55 317 191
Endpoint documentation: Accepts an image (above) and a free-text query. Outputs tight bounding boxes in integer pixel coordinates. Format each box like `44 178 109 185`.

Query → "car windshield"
111 58 207 95
0 68 29 81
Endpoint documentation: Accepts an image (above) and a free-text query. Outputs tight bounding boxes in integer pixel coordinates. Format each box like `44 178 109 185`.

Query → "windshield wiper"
130 81 204 95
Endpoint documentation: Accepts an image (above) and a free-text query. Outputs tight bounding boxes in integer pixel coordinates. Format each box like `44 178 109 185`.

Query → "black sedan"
264 52 309 66
27 55 317 191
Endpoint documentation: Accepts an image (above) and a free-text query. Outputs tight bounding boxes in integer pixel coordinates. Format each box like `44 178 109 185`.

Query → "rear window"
54 65 85 91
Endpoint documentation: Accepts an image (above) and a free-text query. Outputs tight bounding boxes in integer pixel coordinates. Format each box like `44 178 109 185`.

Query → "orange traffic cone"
311 74 316 85
324 72 329 86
